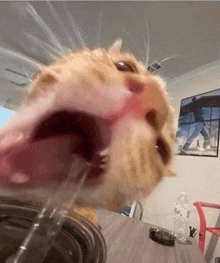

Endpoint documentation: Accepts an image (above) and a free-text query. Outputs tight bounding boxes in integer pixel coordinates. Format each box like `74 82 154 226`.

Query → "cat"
0 1 176 225
0 38 175 226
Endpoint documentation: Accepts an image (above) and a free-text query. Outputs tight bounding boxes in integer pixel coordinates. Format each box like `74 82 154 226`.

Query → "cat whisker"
46 1 77 50
97 7 104 48
160 55 179 63
21 64 33 83
25 33 64 58
59 1 86 49
26 2 65 55
0 47 43 69
121 28 140 50
145 20 150 67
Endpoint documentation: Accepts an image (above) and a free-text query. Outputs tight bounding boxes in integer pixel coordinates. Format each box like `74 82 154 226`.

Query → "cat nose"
125 77 169 131
102 77 169 131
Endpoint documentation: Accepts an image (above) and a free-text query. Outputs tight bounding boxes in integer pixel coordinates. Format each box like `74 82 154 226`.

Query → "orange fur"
1 40 175 226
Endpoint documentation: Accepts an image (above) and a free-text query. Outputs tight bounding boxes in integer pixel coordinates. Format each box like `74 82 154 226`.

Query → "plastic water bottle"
172 192 191 243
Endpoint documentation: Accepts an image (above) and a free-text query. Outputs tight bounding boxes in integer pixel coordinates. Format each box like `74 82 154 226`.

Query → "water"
172 192 191 243
7 154 90 263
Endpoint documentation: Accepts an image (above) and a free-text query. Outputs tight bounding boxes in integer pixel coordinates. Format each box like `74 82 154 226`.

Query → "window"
0 107 14 128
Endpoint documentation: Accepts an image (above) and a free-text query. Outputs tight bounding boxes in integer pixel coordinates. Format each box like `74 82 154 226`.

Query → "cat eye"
156 137 170 165
114 61 138 73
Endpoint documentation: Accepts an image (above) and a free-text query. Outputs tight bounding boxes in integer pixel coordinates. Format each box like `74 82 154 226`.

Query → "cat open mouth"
32 110 109 186
1 110 110 188
33 110 105 162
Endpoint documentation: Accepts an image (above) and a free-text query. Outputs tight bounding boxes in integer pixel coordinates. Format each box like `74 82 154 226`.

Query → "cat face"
0 40 175 211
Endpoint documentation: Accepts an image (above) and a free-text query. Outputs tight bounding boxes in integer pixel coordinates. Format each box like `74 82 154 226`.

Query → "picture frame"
176 88 220 157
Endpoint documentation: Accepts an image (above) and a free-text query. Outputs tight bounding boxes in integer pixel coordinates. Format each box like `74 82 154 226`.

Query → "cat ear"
108 39 123 53
165 165 176 177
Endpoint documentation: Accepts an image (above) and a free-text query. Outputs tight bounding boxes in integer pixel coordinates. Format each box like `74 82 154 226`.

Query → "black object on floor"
149 227 176 247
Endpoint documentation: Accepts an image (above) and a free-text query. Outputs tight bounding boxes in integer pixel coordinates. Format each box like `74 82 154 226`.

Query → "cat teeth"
90 153 109 170
98 162 107 170
99 155 109 169
99 165 106 170
99 148 109 156
99 156 108 163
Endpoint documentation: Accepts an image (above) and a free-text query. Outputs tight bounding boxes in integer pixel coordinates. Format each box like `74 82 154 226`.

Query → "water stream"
7 154 90 263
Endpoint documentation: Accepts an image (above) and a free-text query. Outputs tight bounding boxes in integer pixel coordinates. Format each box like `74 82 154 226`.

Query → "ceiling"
0 1 220 110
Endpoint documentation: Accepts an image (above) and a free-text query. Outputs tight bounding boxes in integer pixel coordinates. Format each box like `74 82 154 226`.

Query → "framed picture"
176 88 220 157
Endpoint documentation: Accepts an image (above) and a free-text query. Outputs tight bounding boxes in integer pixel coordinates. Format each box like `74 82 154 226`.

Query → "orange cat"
0 39 175 225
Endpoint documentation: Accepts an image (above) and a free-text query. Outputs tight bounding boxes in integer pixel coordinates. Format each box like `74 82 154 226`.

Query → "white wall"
142 59 220 262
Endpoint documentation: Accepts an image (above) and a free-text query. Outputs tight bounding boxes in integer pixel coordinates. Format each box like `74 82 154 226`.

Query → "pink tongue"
0 136 79 188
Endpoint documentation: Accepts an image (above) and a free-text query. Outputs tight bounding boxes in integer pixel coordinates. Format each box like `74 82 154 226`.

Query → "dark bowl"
0 197 107 263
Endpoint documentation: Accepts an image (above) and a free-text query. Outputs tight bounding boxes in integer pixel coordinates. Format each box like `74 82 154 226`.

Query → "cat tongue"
0 135 80 188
